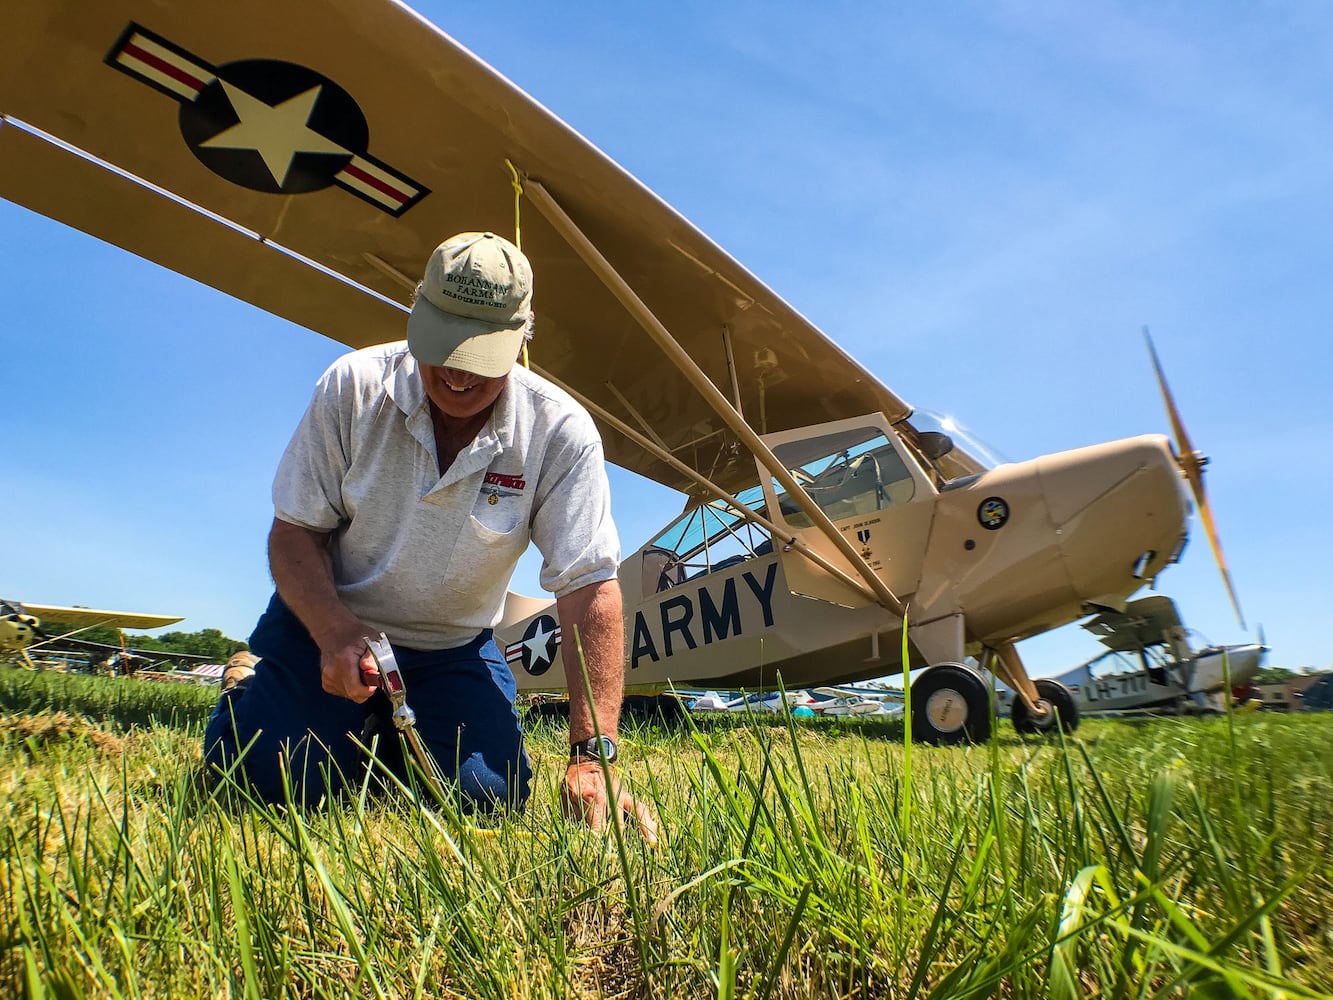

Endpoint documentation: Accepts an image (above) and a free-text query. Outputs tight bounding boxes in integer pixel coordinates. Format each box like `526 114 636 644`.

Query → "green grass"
2 664 1331 998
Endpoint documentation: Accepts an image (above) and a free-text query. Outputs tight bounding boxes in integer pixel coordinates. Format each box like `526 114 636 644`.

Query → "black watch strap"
569 735 618 765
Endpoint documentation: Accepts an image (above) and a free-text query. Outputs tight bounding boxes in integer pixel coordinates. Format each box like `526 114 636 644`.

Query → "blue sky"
3 1 1330 673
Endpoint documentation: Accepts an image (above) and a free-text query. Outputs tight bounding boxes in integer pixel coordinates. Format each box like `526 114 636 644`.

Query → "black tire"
910 663 992 745
1010 678 1080 734
622 693 687 724
523 699 570 726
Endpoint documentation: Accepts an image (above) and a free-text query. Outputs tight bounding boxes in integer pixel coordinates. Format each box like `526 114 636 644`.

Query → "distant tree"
37 620 246 660
153 628 248 661
1253 666 1299 685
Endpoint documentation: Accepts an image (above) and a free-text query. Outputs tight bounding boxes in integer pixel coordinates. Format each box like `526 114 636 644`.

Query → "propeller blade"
1144 328 1246 629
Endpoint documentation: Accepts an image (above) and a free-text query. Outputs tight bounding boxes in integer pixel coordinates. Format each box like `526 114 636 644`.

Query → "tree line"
45 621 248 662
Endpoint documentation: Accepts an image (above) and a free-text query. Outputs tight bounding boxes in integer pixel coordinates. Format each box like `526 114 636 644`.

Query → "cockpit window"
1087 650 1141 679
643 484 773 589
770 427 913 529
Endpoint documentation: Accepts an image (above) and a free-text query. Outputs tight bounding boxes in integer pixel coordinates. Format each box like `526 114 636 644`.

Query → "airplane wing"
812 684 899 699
15 602 184 631
1082 595 1183 651
30 637 211 663
0 1 983 495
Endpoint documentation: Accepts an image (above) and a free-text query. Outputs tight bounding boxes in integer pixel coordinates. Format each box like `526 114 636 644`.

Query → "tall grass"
2 664 1331 998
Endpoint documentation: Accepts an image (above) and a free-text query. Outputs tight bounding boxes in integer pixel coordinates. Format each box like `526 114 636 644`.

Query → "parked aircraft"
994 596 1268 720
135 662 228 685
1 598 187 671
1 2 1243 743
681 692 734 713
809 687 905 718
724 692 811 714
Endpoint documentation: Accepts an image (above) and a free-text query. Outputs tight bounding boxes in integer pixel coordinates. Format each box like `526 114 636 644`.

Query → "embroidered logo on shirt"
482 471 526 505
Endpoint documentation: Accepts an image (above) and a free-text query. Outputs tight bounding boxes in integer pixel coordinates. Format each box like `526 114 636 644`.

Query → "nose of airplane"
1038 434 1191 607
1189 644 1266 692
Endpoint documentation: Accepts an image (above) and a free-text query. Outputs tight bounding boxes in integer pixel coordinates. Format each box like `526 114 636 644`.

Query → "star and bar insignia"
106 23 428 217
505 615 562 677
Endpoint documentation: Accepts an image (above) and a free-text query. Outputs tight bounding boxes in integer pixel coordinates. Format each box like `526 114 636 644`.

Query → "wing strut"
720 325 744 415
535 364 879 603
524 178 905 617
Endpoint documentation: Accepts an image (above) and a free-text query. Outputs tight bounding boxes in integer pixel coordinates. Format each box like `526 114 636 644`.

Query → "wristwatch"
569 735 618 765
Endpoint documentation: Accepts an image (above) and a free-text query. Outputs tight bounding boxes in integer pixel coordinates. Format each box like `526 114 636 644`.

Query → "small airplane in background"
1 598 192 673
677 685 903 718
2 2 1248 745
723 691 810 714
994 596 1268 720
808 687 905 718
135 662 228 684
680 691 734 713
653 690 794 714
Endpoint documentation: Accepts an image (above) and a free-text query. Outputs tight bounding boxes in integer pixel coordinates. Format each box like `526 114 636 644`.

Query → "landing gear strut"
1010 677 1079 734
986 643 1081 736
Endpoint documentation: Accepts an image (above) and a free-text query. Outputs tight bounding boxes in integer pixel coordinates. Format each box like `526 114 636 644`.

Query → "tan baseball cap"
406 232 533 377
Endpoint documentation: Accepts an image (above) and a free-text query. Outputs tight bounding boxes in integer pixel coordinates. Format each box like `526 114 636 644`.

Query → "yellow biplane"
0 1 1241 742
1 598 185 671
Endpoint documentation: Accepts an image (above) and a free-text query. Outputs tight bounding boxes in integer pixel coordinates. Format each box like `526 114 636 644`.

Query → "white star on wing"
522 621 559 670
200 82 348 186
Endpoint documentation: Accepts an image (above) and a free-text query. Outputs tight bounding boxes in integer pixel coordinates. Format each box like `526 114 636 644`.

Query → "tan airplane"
0 1 1241 742
1 598 185 670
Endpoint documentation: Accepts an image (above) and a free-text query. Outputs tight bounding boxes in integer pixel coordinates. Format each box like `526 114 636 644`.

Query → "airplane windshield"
910 410 1009 469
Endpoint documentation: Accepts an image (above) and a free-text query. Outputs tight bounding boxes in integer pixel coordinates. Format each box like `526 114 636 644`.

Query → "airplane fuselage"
996 643 1266 715
498 423 1193 696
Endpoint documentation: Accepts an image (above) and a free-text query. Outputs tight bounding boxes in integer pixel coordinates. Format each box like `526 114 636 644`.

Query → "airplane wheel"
911 663 992 745
1011 679 1080 735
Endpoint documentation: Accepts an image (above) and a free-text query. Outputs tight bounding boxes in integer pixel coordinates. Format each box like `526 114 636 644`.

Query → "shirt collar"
385 343 517 449
384 343 424 416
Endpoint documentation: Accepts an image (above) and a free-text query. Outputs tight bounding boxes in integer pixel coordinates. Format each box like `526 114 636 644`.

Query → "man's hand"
561 760 660 846
268 518 380 704
318 623 380 703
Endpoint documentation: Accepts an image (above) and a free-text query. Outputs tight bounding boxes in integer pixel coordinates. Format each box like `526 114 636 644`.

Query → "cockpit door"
759 414 936 608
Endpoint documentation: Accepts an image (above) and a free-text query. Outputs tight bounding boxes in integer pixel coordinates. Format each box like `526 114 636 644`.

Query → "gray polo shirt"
272 341 620 649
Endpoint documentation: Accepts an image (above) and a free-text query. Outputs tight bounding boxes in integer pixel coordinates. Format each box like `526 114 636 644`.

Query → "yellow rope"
505 158 531 370
504 159 523 248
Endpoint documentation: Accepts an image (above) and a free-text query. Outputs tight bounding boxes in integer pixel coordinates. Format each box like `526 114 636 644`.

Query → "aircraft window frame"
645 485 773 586
1142 645 1174 670
1086 649 1141 679
769 426 915 529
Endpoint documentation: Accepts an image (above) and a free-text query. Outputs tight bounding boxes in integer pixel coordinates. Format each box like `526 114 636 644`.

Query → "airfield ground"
2 665 1330 998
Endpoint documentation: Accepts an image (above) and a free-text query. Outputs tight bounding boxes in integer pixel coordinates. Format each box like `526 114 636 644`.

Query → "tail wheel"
911 663 992 745
1011 678 1080 734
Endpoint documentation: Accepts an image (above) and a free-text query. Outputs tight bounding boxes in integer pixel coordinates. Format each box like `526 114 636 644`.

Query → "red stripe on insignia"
122 39 208 94
341 161 411 204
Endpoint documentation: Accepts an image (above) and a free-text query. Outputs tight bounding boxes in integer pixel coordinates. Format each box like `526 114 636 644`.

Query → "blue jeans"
203 594 532 811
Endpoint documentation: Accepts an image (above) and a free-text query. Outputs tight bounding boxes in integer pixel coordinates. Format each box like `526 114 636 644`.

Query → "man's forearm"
555 580 625 744
267 517 360 649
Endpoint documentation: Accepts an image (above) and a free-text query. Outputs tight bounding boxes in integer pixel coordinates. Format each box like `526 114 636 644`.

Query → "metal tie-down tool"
364 632 446 798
